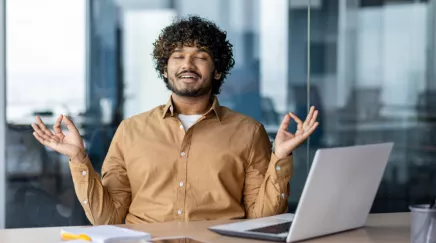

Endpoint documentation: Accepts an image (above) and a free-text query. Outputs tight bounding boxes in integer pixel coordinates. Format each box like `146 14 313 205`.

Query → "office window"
3 0 435 229
4 0 88 228
311 0 436 212
0 0 6 229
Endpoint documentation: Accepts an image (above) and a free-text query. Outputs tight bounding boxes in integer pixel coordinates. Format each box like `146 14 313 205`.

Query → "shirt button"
276 166 281 171
281 193 286 199
181 152 185 157
179 125 183 130
81 171 87 176
177 209 183 215
179 181 184 187
83 200 87 204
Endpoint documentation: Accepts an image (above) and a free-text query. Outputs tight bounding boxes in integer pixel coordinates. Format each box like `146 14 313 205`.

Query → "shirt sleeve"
243 124 293 218
69 121 132 225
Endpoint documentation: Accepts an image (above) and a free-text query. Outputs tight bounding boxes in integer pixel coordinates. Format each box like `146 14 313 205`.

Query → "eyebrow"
172 48 210 54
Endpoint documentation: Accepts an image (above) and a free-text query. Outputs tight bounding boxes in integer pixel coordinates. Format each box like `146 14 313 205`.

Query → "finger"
36 116 54 137
308 110 319 127
33 131 60 147
62 115 79 132
31 123 52 141
289 112 303 130
33 132 47 145
50 134 61 143
304 106 315 128
305 106 315 120
302 122 319 138
295 130 303 136
53 114 64 135
279 114 291 131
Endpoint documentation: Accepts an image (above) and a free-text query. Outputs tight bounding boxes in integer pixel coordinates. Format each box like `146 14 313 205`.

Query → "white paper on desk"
56 241 90 243
61 225 152 243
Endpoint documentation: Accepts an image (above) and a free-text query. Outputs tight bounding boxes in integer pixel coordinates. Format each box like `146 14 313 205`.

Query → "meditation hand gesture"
32 115 86 161
274 106 319 158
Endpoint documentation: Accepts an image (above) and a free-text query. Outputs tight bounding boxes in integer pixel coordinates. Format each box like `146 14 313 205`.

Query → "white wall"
382 4 427 108
356 9 384 88
0 0 5 229
336 0 359 108
356 4 427 109
6 0 86 122
175 0 222 26
427 0 436 91
259 0 289 114
122 10 175 118
114 0 171 9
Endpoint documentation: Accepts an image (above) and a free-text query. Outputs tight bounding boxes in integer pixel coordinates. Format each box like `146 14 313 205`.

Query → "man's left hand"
274 106 319 159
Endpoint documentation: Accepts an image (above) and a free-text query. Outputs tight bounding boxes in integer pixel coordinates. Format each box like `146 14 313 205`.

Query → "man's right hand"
32 115 86 161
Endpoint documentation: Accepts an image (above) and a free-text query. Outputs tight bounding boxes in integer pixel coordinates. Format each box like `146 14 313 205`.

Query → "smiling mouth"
177 72 200 80
180 75 198 79
178 74 200 84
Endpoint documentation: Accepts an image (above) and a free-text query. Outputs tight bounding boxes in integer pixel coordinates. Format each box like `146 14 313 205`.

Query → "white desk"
0 213 410 243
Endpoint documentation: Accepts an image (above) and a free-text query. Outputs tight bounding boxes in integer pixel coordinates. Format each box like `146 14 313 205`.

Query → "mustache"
176 70 201 78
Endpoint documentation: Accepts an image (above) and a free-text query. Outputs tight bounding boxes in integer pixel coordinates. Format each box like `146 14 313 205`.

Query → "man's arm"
243 107 319 218
69 121 131 225
243 124 293 218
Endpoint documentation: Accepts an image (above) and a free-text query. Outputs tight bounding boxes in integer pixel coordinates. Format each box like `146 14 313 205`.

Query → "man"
31 16 319 225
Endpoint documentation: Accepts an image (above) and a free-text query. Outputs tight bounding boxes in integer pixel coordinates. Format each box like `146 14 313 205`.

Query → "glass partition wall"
1 0 436 228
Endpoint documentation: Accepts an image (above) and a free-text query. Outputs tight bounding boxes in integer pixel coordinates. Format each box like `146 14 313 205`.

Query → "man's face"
164 46 221 97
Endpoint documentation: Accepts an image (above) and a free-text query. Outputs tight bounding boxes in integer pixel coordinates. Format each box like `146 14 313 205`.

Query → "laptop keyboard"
247 221 292 234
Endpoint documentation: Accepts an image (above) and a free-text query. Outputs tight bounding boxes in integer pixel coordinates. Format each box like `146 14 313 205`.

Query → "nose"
181 56 195 70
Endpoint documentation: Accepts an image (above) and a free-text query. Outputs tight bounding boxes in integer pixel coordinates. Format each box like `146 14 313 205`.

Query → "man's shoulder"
122 105 166 125
220 106 263 128
220 107 271 142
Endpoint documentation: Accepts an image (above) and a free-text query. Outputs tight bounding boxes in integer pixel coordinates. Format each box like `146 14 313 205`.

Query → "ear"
164 67 168 78
214 71 221 80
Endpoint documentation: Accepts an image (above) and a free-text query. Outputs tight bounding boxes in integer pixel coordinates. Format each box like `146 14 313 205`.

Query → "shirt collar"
162 95 221 122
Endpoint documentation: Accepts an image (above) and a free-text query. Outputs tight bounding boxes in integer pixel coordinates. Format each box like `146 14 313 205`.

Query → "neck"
171 93 212 115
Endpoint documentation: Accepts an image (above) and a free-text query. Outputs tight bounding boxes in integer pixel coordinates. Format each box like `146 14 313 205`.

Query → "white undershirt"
178 114 202 131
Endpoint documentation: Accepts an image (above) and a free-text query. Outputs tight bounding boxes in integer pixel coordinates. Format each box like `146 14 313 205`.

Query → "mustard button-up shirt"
70 96 293 224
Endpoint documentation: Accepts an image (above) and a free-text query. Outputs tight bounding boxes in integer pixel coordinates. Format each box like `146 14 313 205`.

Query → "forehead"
172 45 210 54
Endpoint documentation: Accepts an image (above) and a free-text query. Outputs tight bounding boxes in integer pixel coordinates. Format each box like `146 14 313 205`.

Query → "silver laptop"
209 142 394 242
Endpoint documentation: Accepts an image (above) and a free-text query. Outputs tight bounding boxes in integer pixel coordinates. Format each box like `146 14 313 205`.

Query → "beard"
166 71 214 97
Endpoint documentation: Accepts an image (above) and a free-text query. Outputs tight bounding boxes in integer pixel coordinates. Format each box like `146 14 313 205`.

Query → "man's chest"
122 122 252 195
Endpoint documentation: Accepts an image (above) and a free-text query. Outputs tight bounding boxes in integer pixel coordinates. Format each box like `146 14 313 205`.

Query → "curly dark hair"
152 15 235 95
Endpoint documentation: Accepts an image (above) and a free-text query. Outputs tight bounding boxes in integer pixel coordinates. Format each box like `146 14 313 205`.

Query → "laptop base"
209 228 287 242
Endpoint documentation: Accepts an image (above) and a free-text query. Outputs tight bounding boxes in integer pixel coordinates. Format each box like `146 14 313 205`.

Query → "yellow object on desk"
60 232 92 241
60 225 152 243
